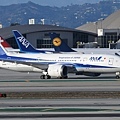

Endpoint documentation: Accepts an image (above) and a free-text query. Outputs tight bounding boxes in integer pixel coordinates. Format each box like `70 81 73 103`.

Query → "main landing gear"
40 69 51 79
116 72 120 79
40 75 51 79
40 75 68 79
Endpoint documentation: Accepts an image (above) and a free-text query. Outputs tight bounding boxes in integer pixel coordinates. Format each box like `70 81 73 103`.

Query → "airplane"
49 32 76 52
0 36 14 51
0 43 120 79
0 36 43 73
12 30 53 53
12 30 77 53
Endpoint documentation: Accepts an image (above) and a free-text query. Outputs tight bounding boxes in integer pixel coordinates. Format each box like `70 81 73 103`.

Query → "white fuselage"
4 52 120 74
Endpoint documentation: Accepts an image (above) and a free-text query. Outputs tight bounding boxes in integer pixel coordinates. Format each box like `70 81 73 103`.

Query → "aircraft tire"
40 75 45 79
64 76 68 79
47 75 51 79
116 75 120 79
59 76 68 79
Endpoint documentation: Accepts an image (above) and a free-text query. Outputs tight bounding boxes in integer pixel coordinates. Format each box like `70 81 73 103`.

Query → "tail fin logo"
17 36 29 48
53 38 61 46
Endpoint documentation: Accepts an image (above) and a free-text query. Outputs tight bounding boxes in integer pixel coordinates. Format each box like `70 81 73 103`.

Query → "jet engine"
47 64 67 78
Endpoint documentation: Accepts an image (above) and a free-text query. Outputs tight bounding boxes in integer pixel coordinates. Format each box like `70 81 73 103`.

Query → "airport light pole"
98 18 104 29
94 21 98 34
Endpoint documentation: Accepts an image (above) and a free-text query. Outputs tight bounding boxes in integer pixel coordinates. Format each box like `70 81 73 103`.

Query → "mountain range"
0 0 120 28
0 0 102 6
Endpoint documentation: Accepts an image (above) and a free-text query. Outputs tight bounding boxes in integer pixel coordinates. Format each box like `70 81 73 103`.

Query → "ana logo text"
89 56 102 61
17 37 29 48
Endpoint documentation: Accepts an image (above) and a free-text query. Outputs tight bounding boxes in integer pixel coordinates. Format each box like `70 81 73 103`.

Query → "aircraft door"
83 57 87 64
108 58 114 65
83 57 89 71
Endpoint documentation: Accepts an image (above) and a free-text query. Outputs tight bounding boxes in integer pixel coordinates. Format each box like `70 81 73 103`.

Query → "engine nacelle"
47 64 67 77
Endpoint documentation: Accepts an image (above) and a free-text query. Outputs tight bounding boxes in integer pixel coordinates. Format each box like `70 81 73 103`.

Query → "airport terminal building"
0 24 96 49
77 10 120 48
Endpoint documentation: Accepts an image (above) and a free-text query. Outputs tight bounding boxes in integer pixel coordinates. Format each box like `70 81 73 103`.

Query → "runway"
1 98 120 107
0 98 120 119
0 69 120 119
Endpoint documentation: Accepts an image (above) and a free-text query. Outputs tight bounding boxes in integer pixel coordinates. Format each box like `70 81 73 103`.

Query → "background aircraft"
13 30 53 53
13 30 77 53
0 36 16 52
49 32 76 52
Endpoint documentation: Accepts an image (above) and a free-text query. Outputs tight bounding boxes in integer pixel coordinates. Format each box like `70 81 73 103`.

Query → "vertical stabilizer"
49 33 76 52
13 30 45 53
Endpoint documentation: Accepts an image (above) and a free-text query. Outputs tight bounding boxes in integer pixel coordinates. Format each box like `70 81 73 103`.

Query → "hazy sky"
0 0 101 7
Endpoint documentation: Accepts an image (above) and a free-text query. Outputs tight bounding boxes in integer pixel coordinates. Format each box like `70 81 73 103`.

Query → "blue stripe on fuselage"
0 55 116 68
75 63 115 68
